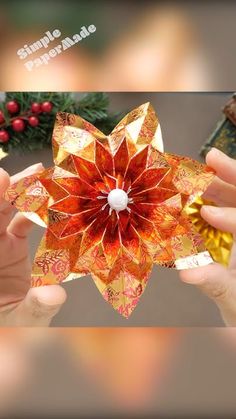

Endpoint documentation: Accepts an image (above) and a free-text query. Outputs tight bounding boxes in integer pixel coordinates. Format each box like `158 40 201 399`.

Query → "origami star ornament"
5 103 215 318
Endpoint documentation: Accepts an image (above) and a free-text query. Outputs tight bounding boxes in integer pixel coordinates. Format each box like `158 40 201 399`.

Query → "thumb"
0 168 10 207
0 168 10 195
10 285 67 326
180 263 236 326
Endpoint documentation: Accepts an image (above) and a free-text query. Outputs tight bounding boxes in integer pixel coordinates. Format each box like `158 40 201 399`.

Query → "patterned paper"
0 149 8 160
5 103 215 317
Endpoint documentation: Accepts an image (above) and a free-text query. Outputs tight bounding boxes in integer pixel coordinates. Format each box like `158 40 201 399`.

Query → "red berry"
12 118 25 132
0 130 9 143
41 101 53 113
31 102 41 113
28 115 39 127
0 111 5 124
6 100 20 114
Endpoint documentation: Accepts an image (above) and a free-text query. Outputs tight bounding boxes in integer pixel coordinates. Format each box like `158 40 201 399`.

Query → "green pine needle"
0 93 123 153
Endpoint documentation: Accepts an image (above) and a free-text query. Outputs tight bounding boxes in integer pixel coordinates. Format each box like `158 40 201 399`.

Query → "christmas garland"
0 93 122 153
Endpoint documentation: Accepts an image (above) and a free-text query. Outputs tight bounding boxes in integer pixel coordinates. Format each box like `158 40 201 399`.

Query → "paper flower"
186 197 233 266
5 103 215 317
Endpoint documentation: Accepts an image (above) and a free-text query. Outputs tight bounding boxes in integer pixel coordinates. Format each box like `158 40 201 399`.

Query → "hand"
180 148 236 326
0 164 66 326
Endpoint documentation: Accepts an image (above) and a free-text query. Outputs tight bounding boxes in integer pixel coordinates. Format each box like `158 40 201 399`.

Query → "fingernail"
181 275 202 284
202 205 223 215
21 163 44 175
212 147 222 154
28 163 43 170
207 147 217 156
0 168 8 175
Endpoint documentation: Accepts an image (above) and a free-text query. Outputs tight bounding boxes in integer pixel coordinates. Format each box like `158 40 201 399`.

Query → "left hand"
0 164 67 326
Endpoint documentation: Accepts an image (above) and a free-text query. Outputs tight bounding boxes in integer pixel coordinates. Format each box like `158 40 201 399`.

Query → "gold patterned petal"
109 102 163 154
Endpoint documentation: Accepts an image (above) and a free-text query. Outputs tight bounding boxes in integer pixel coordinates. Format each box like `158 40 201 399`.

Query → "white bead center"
107 188 128 212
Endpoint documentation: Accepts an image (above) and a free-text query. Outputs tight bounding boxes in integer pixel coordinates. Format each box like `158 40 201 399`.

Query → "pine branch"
0 93 123 153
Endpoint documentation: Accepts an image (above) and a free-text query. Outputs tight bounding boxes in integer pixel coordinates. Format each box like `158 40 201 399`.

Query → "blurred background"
1 91 232 326
0 0 235 91
1 328 236 417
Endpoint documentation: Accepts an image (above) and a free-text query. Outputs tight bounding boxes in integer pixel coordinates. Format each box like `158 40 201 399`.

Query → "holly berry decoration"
0 111 5 124
6 100 20 114
0 99 51 143
28 116 39 127
12 119 25 132
0 130 10 143
41 101 53 113
31 102 41 114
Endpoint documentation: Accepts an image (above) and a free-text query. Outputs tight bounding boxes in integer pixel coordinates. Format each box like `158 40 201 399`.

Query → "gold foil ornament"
186 197 233 266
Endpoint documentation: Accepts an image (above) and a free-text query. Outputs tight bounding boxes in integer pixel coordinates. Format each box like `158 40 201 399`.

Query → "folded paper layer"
5 103 215 317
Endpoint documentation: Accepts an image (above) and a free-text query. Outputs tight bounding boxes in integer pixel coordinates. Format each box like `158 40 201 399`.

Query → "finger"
0 168 10 195
7 212 34 238
12 285 67 326
180 263 236 326
0 210 13 235
180 263 229 299
0 205 14 235
206 148 236 186
0 169 13 234
229 241 236 270
0 164 44 235
203 176 236 207
201 205 236 235
10 162 44 184
1 163 44 211
0 168 10 207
